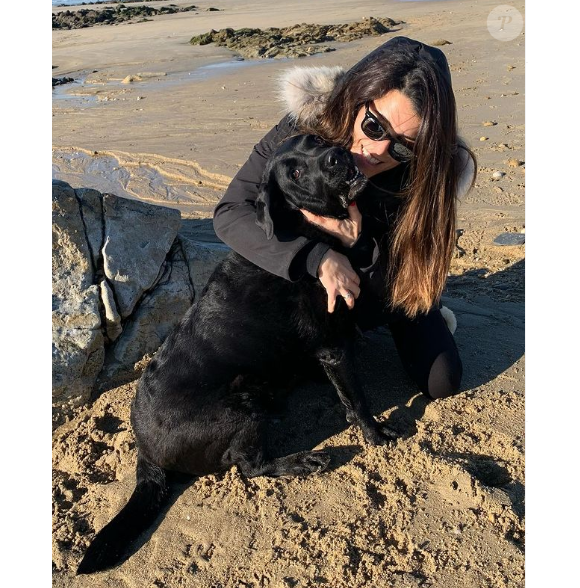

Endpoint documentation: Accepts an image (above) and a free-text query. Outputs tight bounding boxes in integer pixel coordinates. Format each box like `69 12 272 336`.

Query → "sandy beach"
52 0 525 586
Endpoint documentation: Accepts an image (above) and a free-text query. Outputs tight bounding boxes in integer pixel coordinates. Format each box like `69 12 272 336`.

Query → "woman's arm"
214 116 365 311
213 115 331 281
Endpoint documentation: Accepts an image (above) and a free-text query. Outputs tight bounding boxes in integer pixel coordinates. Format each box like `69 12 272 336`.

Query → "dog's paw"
287 450 331 476
379 423 401 441
363 423 400 446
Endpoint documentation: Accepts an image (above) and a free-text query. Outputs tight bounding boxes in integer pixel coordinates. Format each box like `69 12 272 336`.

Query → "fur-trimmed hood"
276 66 476 200
277 66 346 127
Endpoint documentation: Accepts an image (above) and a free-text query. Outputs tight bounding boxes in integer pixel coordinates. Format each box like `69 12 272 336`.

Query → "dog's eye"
291 169 301 180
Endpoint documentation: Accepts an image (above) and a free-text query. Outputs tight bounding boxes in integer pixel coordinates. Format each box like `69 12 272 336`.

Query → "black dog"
77 134 396 574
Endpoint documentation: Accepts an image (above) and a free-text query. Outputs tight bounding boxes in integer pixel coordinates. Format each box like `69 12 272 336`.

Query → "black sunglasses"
361 102 415 163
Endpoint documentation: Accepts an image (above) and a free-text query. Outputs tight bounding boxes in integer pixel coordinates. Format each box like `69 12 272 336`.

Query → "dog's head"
255 134 367 239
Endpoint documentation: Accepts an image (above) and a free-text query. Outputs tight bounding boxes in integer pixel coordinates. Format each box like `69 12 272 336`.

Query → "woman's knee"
389 306 463 400
424 350 463 400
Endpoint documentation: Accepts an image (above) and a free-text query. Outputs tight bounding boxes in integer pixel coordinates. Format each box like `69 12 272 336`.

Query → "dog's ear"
255 178 276 240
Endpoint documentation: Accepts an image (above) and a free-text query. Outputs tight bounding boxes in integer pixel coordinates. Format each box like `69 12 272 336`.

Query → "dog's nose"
324 148 348 169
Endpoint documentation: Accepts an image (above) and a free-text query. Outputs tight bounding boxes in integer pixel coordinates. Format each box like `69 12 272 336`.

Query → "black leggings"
387 306 462 400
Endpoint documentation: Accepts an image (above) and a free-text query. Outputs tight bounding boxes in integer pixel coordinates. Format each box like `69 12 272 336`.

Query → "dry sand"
52 0 525 586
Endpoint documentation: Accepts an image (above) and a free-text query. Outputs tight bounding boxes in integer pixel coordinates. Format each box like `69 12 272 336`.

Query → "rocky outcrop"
52 182 105 419
52 76 75 87
101 195 182 319
52 180 230 427
189 17 401 59
52 4 205 30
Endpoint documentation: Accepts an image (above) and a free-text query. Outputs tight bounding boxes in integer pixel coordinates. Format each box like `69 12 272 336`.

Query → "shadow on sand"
264 257 524 461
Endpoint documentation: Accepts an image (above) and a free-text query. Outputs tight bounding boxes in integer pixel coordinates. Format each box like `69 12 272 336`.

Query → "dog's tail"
76 454 167 575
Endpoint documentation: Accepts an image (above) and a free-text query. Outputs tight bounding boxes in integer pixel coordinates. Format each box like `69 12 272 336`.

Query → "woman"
213 36 476 400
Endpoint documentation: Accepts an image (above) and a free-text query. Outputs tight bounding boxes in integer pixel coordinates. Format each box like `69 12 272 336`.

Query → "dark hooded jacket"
213 37 475 325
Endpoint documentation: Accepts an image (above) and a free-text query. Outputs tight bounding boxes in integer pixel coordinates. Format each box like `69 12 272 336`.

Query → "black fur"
77 135 396 574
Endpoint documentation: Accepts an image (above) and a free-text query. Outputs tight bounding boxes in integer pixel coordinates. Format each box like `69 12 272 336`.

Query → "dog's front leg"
316 345 398 446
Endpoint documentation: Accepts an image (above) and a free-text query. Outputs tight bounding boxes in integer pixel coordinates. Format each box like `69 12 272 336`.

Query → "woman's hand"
317 250 360 313
300 203 362 248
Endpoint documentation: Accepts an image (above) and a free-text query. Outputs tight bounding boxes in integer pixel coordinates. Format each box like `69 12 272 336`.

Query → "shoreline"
52 0 524 212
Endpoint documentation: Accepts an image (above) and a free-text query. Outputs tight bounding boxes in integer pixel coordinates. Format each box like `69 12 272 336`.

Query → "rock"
507 158 524 167
493 233 525 246
52 5 200 30
52 325 104 414
431 39 452 46
52 76 75 87
52 180 105 420
480 136 488 141
104 243 194 381
52 181 231 425
101 193 181 319
122 75 142 84
51 183 100 320
492 171 506 180
189 17 401 59
103 237 230 384
482 121 497 127
99 279 123 342
179 236 231 297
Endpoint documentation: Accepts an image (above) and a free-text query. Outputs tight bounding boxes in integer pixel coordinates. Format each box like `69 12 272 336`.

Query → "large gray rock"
102 193 181 319
52 180 231 426
52 323 104 403
104 242 195 381
180 235 231 296
52 181 105 417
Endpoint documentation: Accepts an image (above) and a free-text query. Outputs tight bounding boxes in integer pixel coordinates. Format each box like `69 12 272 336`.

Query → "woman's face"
350 89 421 178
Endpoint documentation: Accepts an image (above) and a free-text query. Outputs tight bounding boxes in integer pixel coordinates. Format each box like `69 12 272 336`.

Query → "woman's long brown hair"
299 42 476 318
